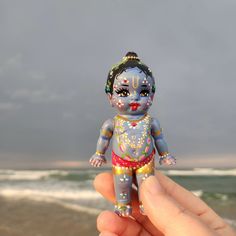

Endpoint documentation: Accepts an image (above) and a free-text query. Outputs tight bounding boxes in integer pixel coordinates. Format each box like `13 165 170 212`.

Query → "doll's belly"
112 139 154 161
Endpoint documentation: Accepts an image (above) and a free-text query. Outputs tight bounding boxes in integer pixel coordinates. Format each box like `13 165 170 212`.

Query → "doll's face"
108 67 155 115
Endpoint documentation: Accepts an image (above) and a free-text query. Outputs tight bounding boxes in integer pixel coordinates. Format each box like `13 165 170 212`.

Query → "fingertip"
99 232 118 236
93 172 113 190
140 175 164 199
97 211 122 233
97 211 110 231
97 210 145 236
93 172 116 203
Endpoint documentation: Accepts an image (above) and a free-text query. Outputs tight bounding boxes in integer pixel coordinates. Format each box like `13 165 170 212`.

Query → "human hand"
94 172 236 236
89 154 107 167
159 154 176 166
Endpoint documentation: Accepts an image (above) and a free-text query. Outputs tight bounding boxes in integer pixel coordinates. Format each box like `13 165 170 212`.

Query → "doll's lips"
129 102 141 111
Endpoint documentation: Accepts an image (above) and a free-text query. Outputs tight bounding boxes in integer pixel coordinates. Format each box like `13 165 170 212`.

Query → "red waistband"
112 149 155 169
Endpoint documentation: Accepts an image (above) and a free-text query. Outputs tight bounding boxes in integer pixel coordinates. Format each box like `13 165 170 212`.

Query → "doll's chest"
113 115 152 149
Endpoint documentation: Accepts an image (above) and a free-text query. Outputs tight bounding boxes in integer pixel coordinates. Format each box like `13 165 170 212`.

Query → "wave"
224 218 236 228
0 184 233 204
0 188 102 201
191 190 203 197
164 168 236 176
0 169 69 180
0 169 100 181
192 190 233 201
1 168 236 182
0 191 101 215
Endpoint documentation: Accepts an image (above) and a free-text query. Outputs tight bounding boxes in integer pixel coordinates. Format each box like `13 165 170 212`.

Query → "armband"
152 128 163 140
100 129 113 139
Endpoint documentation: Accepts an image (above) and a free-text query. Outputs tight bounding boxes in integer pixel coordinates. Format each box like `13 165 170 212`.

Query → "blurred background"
0 1 235 235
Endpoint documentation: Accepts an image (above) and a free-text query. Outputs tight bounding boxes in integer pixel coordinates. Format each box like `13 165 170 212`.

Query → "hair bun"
124 52 140 61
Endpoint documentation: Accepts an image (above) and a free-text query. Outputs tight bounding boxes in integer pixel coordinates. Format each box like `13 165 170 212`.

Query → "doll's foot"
139 204 146 215
114 204 132 217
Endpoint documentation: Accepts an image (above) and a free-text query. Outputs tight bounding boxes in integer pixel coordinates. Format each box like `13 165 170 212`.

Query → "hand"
89 154 107 167
159 154 176 165
94 172 236 236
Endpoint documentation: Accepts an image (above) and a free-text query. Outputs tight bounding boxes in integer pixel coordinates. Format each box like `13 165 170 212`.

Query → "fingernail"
143 176 163 195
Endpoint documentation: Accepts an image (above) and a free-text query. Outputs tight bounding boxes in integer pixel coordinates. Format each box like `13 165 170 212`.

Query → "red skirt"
112 149 155 169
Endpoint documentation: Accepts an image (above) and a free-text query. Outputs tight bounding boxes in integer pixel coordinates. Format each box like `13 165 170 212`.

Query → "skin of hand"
94 172 236 236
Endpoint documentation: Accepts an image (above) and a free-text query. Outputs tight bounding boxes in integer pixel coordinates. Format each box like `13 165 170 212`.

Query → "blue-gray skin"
90 68 176 216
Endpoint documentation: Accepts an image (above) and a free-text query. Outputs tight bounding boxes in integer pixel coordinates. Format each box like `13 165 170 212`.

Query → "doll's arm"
89 119 114 167
151 118 176 165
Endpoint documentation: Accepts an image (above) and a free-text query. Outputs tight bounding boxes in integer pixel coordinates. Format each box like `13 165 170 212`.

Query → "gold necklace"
116 113 147 123
115 114 150 149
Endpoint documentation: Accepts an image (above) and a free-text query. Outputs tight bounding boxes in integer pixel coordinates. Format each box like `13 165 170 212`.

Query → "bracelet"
96 151 105 156
159 153 170 159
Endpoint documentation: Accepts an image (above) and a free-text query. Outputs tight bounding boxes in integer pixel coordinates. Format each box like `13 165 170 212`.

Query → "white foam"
165 168 236 176
0 188 102 201
214 193 229 201
191 190 203 197
0 170 68 180
224 218 236 228
0 193 101 215
0 186 103 215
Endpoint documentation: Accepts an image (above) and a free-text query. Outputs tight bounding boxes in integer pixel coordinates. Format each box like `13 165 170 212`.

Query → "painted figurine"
90 52 176 217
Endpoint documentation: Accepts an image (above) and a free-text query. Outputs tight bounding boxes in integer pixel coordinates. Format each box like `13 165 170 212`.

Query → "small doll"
90 52 176 217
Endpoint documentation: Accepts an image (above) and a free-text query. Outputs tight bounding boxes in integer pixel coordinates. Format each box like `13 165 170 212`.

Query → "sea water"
0 168 235 228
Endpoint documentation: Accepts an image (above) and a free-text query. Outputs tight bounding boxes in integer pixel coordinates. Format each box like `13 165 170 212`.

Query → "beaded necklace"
114 114 151 150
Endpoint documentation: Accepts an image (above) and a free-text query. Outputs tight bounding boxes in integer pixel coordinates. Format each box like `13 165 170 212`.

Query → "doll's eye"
140 89 150 97
115 88 130 97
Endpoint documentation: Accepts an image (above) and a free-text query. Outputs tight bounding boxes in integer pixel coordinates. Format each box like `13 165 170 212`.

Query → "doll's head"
105 52 156 115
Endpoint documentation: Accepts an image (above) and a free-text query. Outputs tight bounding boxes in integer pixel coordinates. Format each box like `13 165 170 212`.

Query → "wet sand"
0 196 235 236
0 197 99 236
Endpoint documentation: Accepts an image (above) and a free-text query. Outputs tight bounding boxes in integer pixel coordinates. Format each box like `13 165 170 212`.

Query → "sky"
0 0 236 168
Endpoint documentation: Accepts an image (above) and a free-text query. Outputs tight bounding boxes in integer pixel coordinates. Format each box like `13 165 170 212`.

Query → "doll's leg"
112 166 133 217
135 159 155 214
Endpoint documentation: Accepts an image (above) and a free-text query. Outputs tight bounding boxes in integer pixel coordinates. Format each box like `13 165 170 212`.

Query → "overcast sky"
0 0 236 168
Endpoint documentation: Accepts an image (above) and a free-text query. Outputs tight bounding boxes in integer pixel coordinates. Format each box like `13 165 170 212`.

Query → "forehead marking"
132 76 139 89
122 78 129 84
142 78 148 84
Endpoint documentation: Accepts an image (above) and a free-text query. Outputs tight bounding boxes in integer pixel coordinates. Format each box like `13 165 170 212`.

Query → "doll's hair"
105 52 156 94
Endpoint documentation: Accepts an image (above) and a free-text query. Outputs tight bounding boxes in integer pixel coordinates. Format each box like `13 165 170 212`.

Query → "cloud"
9 88 74 104
62 112 76 120
0 54 22 74
28 71 47 81
0 102 22 112
0 0 235 167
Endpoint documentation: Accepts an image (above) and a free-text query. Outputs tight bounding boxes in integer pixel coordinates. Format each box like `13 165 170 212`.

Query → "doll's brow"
121 84 129 87
141 84 147 87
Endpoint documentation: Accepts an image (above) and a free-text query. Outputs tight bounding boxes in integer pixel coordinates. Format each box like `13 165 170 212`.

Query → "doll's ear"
151 95 154 101
107 93 114 107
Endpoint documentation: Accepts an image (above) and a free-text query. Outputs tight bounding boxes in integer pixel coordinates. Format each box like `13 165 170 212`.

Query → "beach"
0 168 235 235
0 196 98 236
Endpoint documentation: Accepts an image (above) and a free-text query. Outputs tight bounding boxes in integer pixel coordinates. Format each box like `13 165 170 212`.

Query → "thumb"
140 176 216 236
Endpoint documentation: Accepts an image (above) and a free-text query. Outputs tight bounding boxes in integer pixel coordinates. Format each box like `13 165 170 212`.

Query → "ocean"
0 168 235 235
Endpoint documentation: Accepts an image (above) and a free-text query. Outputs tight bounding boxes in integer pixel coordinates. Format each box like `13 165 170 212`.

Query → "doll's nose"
131 92 140 101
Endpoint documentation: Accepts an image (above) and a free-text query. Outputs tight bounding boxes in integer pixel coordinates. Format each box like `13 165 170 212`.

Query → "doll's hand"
159 153 176 165
94 172 236 236
89 154 107 167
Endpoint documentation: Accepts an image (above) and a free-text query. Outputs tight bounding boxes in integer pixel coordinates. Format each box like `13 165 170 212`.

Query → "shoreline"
0 196 99 236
